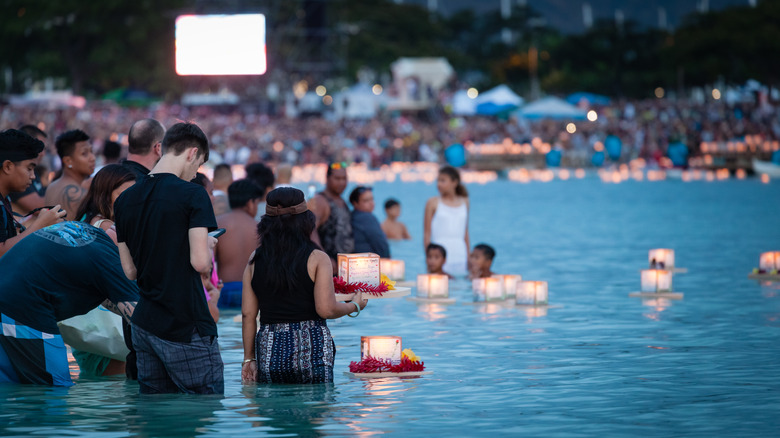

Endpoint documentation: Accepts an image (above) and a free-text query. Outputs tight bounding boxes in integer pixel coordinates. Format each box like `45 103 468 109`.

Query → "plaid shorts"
131 324 224 394
0 313 72 386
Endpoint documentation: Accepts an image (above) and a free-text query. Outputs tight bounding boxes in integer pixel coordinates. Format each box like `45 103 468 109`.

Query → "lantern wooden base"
514 303 561 309
640 268 688 274
406 296 457 304
461 300 514 307
336 287 411 301
748 273 780 282
395 281 416 288
344 371 432 379
629 292 684 299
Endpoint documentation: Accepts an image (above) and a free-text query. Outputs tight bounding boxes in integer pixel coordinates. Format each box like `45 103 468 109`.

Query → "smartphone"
208 228 226 238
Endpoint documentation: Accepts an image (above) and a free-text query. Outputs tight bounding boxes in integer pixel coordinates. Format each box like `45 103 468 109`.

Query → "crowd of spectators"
1 95 778 173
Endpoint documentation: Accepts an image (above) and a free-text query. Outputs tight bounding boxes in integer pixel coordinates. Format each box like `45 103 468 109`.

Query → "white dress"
430 198 468 276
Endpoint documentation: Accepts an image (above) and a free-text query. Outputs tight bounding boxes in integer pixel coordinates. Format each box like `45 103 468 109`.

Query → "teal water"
2 175 779 437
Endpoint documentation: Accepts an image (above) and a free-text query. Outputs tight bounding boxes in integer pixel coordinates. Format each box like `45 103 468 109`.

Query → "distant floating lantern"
759 252 780 271
472 277 504 302
640 269 673 293
515 281 548 306
338 253 380 286
380 259 405 281
416 274 449 299
749 251 780 280
492 274 522 299
361 336 402 364
648 248 675 269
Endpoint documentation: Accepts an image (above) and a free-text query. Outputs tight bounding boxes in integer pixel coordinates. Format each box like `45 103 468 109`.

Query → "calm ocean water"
2 175 779 437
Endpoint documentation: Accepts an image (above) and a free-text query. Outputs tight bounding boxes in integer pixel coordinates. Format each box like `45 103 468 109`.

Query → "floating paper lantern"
338 253 380 286
648 249 675 269
380 259 405 281
492 275 522 298
640 269 673 293
515 281 548 305
361 336 402 364
759 252 780 271
416 274 449 298
472 277 504 302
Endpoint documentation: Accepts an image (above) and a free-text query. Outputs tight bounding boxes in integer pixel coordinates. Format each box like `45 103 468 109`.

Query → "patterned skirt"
255 319 335 384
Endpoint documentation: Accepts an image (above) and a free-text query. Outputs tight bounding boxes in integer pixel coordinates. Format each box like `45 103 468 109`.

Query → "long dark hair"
251 187 317 293
75 164 136 223
439 165 468 198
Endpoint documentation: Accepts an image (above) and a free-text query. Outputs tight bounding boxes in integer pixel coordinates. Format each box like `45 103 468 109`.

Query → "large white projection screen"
175 14 266 75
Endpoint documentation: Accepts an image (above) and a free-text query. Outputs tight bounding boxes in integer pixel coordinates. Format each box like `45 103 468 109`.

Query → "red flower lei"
333 276 388 296
348 355 425 373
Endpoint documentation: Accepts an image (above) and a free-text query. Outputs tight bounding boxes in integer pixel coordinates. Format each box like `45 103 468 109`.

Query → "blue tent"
475 85 523 116
517 97 587 120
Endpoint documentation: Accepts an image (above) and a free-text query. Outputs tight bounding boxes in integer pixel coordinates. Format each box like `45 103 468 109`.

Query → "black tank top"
251 248 321 324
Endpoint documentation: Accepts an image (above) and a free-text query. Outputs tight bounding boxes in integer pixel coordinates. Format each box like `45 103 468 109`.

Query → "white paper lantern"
416 274 449 298
515 281 548 305
640 269 673 293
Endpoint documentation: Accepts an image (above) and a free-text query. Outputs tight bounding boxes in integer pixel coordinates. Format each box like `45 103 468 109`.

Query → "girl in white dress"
423 166 469 277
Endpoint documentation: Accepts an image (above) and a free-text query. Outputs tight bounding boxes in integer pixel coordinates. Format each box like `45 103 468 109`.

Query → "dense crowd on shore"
1 95 778 173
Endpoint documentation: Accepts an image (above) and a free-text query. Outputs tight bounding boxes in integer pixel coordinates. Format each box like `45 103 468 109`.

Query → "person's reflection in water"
125 394 225 436
239 384 337 436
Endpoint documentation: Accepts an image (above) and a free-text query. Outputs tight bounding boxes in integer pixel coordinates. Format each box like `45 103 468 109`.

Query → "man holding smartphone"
114 122 223 394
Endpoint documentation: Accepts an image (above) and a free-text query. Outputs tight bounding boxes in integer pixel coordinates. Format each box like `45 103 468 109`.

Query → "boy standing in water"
468 243 496 279
381 198 411 240
115 122 223 394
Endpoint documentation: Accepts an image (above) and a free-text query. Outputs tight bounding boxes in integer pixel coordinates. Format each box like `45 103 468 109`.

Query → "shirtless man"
381 198 411 240
308 163 354 271
44 129 95 220
215 179 263 307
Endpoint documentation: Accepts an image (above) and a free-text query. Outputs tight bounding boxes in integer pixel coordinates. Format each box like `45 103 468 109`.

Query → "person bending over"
0 221 139 386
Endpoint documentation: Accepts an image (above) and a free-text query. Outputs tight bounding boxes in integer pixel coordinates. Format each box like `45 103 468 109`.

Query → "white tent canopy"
390 57 454 110
517 96 587 120
333 83 387 119
475 84 523 107
451 89 477 115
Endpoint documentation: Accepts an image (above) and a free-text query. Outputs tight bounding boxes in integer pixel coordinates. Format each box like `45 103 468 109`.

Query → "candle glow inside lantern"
380 259 406 281
759 252 780 271
472 277 504 302
648 248 675 269
361 336 402 364
338 253 380 287
492 275 522 298
416 274 449 298
515 281 548 306
640 269 673 293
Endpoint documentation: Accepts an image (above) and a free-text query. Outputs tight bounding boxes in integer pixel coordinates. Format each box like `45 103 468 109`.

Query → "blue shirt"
351 210 390 258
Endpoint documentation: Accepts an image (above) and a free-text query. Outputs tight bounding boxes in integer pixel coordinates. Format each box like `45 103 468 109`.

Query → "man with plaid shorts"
115 122 223 394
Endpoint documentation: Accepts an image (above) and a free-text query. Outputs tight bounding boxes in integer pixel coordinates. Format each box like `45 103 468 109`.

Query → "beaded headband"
265 201 308 217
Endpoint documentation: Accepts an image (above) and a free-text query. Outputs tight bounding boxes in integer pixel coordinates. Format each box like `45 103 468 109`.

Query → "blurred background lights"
372 84 383 95
587 110 598 122
467 88 479 99
566 123 576 133
654 87 665 98
315 85 327 96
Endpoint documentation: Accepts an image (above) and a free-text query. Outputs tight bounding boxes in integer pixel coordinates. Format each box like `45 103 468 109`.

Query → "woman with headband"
240 187 368 384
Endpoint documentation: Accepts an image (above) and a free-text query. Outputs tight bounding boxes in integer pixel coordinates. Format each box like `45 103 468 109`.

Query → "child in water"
381 198 411 240
468 243 496 279
426 243 452 278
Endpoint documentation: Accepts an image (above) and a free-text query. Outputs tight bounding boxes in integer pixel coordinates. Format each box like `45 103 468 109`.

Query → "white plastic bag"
58 306 129 361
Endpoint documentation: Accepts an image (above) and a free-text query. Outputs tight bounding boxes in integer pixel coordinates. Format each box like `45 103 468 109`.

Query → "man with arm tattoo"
0 221 139 386
44 129 95 220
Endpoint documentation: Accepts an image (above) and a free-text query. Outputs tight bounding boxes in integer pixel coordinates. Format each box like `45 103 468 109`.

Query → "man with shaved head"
123 119 165 179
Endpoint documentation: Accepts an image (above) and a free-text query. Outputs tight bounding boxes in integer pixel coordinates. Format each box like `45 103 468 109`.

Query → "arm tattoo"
101 299 137 324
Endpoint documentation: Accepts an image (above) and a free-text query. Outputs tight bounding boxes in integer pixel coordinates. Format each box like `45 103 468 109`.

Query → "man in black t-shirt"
115 122 223 395
9 125 48 214
122 119 164 180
